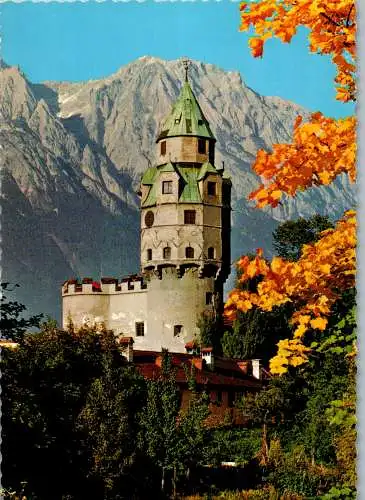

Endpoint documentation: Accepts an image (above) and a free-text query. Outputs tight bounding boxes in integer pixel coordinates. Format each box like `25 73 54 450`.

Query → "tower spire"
182 57 190 83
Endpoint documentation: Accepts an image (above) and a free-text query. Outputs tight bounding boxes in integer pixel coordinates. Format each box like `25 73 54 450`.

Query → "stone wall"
145 267 215 351
156 136 213 165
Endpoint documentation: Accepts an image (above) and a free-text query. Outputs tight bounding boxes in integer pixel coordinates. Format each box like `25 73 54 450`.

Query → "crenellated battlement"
62 275 148 296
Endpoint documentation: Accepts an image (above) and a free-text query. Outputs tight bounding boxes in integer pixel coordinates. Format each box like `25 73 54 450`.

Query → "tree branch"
346 4 355 28
320 12 341 27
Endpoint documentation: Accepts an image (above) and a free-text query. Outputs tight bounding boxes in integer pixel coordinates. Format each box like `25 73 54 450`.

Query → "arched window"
185 247 194 259
147 249 152 261
207 247 215 259
163 247 171 259
207 182 216 196
174 325 183 337
198 138 206 154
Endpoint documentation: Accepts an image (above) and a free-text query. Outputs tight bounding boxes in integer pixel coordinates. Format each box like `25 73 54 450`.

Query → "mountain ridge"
0 57 356 320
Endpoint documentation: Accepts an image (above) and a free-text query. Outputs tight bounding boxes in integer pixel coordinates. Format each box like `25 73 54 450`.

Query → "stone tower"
139 61 231 342
62 61 231 352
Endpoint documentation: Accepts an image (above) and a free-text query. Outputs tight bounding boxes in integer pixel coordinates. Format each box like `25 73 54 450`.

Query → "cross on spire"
182 57 190 82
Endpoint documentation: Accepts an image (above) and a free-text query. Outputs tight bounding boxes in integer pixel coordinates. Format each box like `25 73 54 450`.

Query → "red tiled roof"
130 349 265 387
119 336 134 344
135 361 262 389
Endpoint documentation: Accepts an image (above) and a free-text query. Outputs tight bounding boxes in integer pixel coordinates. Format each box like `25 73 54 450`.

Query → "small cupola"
156 59 216 166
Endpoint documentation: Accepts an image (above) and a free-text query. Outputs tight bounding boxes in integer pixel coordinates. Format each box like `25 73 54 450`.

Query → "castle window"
185 247 194 259
160 141 166 156
135 322 145 337
207 182 216 196
163 247 171 259
162 181 173 194
206 292 213 305
209 141 215 163
198 138 206 154
207 247 215 259
147 249 152 261
174 325 183 337
145 211 154 228
184 210 196 224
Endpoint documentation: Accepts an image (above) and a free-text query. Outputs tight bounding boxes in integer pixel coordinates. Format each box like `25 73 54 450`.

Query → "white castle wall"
62 268 216 353
145 267 215 352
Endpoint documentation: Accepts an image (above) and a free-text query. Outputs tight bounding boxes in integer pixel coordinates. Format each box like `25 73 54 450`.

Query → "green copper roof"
176 166 202 203
159 161 175 173
157 81 215 141
143 180 157 207
197 161 218 181
141 162 223 207
141 166 158 185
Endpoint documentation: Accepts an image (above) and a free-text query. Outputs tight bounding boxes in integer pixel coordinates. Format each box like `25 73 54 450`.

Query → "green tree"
197 311 224 354
140 350 209 496
272 214 334 261
139 350 181 493
1 325 146 499
0 283 43 341
235 289 356 496
221 305 293 362
76 349 146 498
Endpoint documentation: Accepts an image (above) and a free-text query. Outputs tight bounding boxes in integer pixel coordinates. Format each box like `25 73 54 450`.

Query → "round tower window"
145 211 154 227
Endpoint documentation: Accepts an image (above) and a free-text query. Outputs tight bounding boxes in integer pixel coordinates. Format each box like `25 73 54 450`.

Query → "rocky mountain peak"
0 64 38 122
1 57 355 320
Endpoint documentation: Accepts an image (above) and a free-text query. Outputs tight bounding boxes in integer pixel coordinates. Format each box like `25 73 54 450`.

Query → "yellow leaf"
310 317 328 331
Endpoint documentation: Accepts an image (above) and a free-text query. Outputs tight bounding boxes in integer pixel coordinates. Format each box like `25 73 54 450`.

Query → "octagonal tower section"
139 72 231 349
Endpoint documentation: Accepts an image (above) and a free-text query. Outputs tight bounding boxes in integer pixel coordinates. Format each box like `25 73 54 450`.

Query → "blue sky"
1 1 354 118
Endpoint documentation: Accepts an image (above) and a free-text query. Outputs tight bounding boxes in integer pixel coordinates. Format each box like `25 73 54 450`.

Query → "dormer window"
160 141 166 156
163 247 171 259
198 138 206 154
162 181 173 194
207 182 216 196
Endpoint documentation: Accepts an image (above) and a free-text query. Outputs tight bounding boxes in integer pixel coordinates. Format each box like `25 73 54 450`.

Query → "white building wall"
62 268 215 353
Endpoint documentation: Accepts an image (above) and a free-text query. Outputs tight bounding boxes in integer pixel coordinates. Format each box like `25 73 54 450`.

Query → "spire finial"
182 57 190 83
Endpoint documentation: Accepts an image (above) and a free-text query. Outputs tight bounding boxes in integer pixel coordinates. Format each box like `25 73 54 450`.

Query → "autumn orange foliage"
249 113 356 207
225 211 356 374
240 0 356 102
224 0 357 375
240 0 356 206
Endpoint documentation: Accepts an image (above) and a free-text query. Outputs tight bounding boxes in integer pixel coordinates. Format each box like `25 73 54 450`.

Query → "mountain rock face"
1 57 355 320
